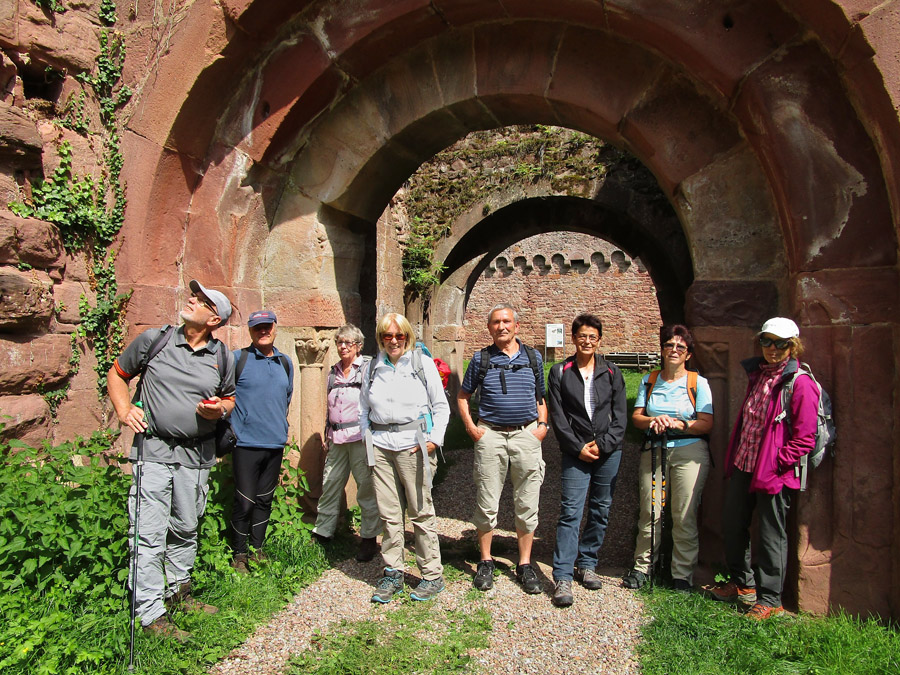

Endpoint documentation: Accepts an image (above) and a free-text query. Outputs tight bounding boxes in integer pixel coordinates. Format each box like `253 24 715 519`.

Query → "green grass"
640 587 900 675
286 599 491 674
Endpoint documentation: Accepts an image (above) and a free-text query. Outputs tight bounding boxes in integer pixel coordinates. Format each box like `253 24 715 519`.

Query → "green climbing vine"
10 2 132 398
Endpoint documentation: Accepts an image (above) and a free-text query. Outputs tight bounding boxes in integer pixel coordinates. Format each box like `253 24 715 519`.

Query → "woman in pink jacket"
705 317 819 619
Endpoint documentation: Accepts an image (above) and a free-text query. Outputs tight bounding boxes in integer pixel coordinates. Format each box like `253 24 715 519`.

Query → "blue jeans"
553 449 622 581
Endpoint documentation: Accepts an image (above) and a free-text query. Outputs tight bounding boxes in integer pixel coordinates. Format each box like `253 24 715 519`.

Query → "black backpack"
474 343 544 403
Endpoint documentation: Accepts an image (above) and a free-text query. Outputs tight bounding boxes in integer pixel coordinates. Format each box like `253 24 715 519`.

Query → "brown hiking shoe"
745 603 785 620
231 553 250 574
144 613 191 642
356 537 379 562
703 581 757 606
167 582 219 614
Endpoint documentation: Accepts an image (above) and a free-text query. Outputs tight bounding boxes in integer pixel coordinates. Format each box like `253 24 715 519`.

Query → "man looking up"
457 303 549 595
108 280 235 641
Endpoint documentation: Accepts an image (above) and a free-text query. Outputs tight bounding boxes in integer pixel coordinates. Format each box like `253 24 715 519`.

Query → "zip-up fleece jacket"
724 357 820 494
547 355 627 459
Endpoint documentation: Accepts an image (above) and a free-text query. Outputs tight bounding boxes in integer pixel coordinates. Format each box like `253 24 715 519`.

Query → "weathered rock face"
0 266 54 330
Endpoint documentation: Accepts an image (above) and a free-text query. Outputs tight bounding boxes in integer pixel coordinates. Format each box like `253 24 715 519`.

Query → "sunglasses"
759 336 791 350
191 293 216 314
662 342 688 353
381 333 407 343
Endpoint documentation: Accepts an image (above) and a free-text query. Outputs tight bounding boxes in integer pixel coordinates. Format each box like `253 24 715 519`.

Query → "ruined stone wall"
0 2 118 445
464 232 662 359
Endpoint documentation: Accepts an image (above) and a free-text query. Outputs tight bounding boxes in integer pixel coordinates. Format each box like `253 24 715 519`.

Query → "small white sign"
546 324 565 348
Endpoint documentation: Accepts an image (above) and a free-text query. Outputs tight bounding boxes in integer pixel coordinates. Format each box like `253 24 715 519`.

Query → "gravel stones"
210 435 645 675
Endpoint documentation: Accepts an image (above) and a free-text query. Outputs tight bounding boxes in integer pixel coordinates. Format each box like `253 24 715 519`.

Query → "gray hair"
334 323 364 350
487 303 518 324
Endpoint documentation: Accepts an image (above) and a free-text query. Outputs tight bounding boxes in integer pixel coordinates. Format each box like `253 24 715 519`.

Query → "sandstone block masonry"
464 232 662 360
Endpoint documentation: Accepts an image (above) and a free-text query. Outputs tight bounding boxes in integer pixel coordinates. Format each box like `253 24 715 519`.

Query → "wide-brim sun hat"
758 317 799 339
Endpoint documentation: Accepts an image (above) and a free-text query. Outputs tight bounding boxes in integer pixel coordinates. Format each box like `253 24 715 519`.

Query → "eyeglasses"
759 336 791 350
336 340 359 347
381 333 407 343
662 342 688 353
191 293 216 314
574 334 600 343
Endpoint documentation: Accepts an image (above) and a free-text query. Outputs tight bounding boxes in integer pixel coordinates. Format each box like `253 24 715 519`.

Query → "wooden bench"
603 352 661 370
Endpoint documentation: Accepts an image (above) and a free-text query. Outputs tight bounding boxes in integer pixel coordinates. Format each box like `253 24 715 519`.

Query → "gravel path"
210 434 646 675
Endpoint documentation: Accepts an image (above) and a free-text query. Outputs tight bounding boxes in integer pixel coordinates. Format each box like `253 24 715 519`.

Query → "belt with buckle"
481 419 536 432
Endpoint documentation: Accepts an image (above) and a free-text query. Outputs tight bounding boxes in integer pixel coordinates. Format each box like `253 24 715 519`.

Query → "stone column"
293 329 332 518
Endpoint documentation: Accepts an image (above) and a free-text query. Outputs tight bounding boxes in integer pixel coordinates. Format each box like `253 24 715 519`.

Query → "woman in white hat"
704 317 820 619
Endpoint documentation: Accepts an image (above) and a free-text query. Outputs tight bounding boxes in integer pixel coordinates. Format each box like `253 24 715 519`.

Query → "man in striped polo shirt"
458 304 549 595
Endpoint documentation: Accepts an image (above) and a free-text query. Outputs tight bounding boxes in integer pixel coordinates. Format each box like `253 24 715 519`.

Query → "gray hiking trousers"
128 461 211 625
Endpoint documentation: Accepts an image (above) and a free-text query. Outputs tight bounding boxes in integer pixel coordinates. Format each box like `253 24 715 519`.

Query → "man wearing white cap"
108 280 236 640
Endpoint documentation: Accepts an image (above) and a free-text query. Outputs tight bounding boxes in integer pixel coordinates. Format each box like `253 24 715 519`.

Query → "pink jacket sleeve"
777 373 820 472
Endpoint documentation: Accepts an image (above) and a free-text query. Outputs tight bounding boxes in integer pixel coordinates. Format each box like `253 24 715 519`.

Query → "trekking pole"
649 437 657 588
128 406 146 672
659 430 668 585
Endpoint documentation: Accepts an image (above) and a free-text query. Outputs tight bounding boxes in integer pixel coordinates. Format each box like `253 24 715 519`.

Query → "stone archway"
112 1 900 618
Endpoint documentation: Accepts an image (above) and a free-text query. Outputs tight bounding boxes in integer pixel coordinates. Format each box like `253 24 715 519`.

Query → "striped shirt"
460 340 545 425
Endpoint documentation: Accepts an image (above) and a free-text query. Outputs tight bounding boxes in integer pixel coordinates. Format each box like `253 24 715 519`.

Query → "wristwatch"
537 421 549 429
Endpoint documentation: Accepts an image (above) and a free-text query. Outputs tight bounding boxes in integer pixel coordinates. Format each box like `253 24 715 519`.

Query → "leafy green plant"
402 217 447 300
0 432 327 674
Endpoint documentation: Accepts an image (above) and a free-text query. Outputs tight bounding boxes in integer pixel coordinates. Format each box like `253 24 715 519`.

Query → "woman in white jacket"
359 313 449 603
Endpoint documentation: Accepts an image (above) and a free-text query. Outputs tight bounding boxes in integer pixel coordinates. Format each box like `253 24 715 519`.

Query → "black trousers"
230 446 284 554
723 469 793 607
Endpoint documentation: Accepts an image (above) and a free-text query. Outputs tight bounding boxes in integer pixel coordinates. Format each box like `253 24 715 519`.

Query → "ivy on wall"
10 0 131 399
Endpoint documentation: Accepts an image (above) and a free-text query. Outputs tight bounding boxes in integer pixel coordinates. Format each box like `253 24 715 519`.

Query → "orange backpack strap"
645 370 661 401
686 370 697 410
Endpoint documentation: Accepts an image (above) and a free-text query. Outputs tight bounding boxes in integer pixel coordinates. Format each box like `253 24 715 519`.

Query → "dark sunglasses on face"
382 333 407 343
662 342 688 353
191 293 216 313
759 336 791 350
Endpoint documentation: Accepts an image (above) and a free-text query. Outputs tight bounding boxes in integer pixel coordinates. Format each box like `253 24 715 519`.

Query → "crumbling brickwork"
464 232 662 359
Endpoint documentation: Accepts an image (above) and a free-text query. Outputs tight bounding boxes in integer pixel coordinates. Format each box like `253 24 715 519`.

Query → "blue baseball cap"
248 310 277 327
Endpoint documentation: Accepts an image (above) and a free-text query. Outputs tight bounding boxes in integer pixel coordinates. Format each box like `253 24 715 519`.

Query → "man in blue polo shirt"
229 310 294 573
458 303 549 595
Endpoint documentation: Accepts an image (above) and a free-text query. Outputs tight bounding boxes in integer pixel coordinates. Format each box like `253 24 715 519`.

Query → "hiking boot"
143 613 190 642
703 581 757 606
356 537 379 563
745 603 785 620
167 582 219 614
574 567 603 590
671 578 692 594
516 564 542 595
552 579 574 607
231 553 250 575
410 577 445 601
473 559 495 591
311 531 332 546
622 569 648 589
371 567 404 603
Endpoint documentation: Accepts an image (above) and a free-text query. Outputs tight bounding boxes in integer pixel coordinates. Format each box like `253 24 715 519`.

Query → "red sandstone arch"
119 1 900 618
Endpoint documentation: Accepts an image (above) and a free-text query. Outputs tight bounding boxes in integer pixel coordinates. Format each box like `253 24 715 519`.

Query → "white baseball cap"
189 280 233 324
758 317 799 339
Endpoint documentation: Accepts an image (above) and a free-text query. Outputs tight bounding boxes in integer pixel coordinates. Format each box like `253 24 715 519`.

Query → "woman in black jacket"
547 314 627 607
